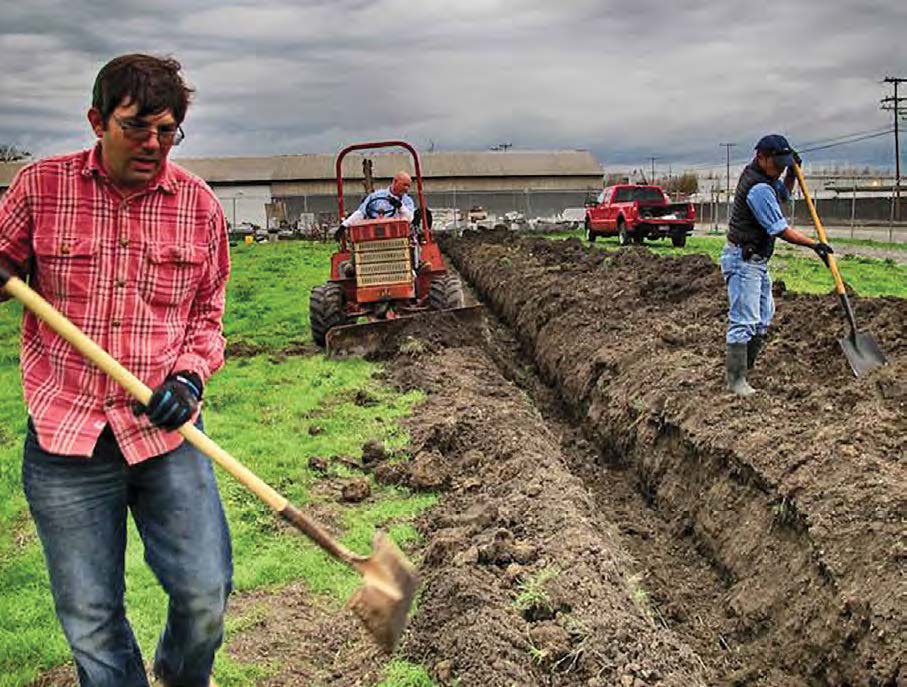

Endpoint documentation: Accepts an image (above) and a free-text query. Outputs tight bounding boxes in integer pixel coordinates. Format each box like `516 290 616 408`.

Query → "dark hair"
92 54 194 125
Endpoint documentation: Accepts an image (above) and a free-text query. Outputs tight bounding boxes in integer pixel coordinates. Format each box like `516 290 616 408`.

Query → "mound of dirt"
391 345 707 686
443 234 906 686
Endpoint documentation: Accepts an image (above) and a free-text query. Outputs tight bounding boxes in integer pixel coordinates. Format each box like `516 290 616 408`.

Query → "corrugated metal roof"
1 149 602 188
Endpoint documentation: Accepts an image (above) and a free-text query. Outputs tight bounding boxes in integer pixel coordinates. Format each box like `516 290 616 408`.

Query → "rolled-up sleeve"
0 167 36 300
746 183 789 236
174 208 230 381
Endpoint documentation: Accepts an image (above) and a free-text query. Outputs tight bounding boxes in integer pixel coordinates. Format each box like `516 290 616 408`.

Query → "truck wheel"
429 274 465 311
671 233 687 248
618 220 631 246
585 218 596 243
310 282 349 348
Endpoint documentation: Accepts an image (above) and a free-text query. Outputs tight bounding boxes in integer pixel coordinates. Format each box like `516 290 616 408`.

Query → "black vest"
727 162 781 259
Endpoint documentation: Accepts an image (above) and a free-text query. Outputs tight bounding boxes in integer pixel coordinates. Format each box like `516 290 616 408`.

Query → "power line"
797 125 892 149
675 128 893 174
799 129 893 153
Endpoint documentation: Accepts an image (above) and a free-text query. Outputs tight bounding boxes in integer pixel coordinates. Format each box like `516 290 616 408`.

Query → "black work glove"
386 196 402 209
791 150 802 167
812 241 834 266
134 371 203 431
333 224 346 241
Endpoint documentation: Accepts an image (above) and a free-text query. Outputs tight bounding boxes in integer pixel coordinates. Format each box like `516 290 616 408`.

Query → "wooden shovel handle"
791 163 847 297
0 270 364 566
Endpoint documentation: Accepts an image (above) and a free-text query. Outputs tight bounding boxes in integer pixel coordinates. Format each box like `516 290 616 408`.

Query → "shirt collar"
81 143 178 195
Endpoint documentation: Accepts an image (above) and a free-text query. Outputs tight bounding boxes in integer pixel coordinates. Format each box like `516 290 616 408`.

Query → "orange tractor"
310 141 480 356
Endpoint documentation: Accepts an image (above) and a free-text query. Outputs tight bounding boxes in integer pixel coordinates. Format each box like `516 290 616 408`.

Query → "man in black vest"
721 134 834 396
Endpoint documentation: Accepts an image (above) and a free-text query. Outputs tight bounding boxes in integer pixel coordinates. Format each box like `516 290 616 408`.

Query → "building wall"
211 185 272 228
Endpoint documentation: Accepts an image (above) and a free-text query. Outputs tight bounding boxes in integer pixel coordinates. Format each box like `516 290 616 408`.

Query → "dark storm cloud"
1 0 904 170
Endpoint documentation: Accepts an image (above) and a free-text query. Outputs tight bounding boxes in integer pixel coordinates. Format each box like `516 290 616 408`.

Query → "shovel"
0 266 418 653
791 163 887 376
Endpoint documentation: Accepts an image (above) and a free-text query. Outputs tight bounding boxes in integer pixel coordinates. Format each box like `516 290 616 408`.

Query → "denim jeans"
22 418 232 687
719 243 774 344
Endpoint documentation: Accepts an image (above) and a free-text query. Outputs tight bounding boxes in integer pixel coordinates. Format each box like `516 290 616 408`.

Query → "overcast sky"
1 0 905 173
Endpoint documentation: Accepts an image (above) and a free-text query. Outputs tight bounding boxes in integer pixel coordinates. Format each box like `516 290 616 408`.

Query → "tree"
0 144 31 162
661 172 699 196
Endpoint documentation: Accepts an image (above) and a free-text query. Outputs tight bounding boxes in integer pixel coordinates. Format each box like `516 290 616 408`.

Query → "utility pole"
648 156 658 184
719 143 737 228
881 76 906 222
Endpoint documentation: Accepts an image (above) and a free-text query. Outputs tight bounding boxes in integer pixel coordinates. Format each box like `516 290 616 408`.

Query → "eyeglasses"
112 114 185 146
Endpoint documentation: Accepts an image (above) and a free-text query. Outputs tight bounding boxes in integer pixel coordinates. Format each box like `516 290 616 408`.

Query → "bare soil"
441 231 906 686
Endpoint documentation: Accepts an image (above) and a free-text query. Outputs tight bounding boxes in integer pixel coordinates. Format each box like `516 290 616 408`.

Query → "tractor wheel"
618 220 631 246
310 282 349 348
585 218 596 243
429 274 465 311
671 232 688 248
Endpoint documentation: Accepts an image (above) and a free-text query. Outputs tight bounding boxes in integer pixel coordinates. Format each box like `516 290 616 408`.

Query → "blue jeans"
22 418 232 687
720 243 774 345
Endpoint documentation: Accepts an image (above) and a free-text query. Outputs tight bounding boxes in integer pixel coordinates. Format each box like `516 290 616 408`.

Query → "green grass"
0 241 441 686
548 230 907 298
224 240 337 351
513 565 559 615
831 236 907 252
376 660 437 687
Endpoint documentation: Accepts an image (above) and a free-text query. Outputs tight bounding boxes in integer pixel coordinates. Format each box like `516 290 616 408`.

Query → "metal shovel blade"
839 330 887 377
347 532 419 653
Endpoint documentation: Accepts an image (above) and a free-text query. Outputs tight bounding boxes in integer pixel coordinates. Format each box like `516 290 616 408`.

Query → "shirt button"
119 238 130 248
60 245 71 255
111 319 121 328
115 278 126 288
105 398 115 408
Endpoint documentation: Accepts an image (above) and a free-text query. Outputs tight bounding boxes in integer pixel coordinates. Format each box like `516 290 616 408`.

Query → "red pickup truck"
584 184 695 247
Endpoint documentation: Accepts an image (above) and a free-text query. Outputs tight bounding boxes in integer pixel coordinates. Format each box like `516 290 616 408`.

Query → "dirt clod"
340 478 371 503
361 439 387 465
408 450 451 491
307 456 328 473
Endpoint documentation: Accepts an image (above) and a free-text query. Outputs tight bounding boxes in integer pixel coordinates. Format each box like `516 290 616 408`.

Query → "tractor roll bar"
335 140 430 242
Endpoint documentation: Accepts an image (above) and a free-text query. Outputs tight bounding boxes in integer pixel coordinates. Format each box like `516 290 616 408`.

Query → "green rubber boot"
747 334 765 370
726 343 756 397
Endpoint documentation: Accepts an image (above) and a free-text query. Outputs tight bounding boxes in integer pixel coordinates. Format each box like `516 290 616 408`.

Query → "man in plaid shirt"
0 54 232 686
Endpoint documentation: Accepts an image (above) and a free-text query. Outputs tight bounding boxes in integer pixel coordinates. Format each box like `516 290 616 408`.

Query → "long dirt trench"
408 231 904 687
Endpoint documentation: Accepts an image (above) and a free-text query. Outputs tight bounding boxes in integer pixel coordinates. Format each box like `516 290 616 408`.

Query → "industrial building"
0 149 604 230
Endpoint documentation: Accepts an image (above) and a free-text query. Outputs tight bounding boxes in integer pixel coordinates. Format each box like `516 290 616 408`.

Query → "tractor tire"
618 220 631 246
671 232 688 248
429 274 465 311
585 218 596 243
310 282 349 348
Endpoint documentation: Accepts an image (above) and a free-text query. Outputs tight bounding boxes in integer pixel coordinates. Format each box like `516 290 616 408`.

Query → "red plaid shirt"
0 146 230 463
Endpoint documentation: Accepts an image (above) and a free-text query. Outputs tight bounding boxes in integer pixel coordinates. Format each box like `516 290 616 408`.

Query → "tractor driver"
335 171 416 239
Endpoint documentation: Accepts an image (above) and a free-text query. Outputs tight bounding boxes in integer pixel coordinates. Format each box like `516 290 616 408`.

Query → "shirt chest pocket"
33 237 98 302
138 243 207 306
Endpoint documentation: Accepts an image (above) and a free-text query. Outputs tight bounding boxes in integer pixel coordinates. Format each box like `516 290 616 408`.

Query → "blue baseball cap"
755 134 795 167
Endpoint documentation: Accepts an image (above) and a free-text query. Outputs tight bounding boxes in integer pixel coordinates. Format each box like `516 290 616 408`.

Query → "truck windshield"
613 187 666 203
